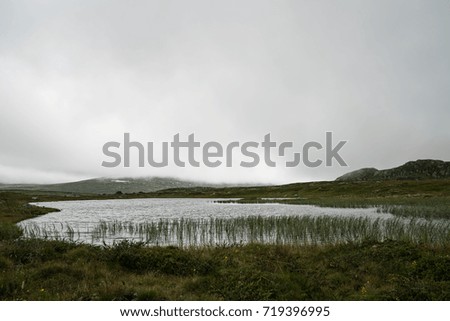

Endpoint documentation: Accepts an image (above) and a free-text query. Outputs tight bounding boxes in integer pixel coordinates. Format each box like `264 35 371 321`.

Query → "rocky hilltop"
336 159 450 181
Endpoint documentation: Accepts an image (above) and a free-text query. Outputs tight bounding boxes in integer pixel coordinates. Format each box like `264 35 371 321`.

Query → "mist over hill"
0 177 226 194
1 159 448 194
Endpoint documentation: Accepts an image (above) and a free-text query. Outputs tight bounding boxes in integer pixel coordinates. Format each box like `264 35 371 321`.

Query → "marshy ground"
1 179 449 300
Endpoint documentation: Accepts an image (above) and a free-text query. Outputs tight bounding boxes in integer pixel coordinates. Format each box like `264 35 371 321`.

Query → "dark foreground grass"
0 239 449 300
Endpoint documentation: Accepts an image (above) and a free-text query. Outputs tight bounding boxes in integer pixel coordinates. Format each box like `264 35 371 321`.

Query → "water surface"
18 198 393 245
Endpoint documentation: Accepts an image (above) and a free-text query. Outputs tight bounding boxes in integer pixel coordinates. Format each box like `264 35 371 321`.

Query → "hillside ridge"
336 159 450 181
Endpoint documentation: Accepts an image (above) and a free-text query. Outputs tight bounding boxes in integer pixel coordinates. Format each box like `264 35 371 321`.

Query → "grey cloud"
0 0 449 184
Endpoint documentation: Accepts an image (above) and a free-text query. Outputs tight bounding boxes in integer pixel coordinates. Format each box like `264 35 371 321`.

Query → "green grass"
145 179 450 200
0 239 449 300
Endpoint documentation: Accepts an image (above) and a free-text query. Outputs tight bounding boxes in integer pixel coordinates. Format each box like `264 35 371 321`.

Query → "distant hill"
336 159 450 181
0 177 223 194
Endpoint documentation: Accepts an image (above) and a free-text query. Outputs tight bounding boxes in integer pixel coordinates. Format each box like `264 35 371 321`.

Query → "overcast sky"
1 0 449 184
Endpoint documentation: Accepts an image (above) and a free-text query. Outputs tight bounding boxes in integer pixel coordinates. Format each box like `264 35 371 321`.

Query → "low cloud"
1 1 449 184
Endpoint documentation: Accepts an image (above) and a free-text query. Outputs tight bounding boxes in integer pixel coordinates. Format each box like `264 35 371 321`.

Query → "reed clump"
21 215 450 247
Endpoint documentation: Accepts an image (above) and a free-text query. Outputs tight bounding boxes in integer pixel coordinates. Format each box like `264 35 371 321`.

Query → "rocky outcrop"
336 159 450 181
